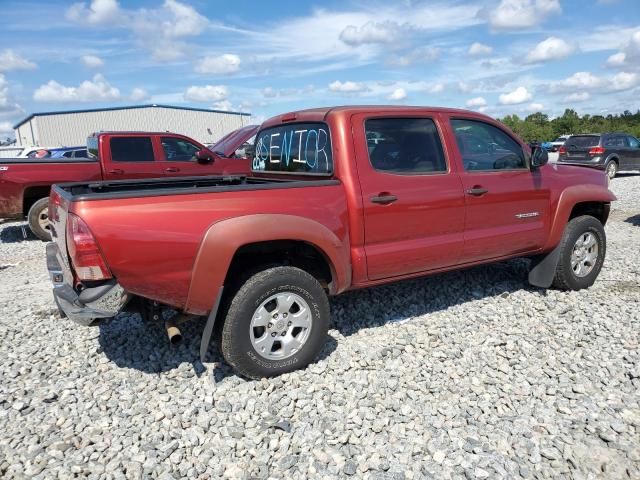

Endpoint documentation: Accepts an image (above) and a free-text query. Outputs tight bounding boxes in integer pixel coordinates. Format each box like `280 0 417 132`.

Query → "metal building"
12 104 252 147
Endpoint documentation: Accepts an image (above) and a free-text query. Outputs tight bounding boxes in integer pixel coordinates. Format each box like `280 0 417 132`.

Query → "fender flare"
185 213 351 316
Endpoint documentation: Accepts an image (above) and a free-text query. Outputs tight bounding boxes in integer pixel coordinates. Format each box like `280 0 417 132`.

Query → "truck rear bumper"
47 242 129 326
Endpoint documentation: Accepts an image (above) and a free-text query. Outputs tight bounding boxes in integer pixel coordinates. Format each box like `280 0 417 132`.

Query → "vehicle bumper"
46 242 129 326
556 159 605 169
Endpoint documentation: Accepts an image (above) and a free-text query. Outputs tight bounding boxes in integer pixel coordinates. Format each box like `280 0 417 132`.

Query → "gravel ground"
1 175 639 480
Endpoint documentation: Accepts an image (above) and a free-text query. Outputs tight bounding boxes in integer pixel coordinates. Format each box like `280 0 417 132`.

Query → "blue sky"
0 0 639 138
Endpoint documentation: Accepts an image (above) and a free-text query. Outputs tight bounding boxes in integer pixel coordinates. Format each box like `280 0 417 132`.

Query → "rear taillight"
558 146 566 155
589 146 605 155
66 213 112 281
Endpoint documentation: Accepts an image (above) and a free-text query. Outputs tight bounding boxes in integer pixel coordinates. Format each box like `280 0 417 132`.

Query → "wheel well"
569 201 610 226
223 240 334 292
22 186 52 216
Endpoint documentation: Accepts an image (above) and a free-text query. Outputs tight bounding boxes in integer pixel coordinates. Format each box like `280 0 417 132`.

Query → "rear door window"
365 118 447 173
627 136 640 148
161 137 200 162
567 136 600 149
110 137 155 162
253 123 332 175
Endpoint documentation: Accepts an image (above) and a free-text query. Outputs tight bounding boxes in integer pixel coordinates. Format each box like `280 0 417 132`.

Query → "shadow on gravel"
0 224 39 243
624 214 640 227
330 258 535 337
97 312 337 381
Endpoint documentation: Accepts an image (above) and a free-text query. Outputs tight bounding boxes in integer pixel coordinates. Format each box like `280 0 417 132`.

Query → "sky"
0 0 639 138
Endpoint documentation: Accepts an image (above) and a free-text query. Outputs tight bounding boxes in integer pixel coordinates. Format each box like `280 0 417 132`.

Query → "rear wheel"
605 159 618 180
220 266 329 379
27 197 52 241
552 215 606 291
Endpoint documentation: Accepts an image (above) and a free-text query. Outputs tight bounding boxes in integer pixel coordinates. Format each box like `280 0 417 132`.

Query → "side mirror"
196 149 214 164
530 146 548 170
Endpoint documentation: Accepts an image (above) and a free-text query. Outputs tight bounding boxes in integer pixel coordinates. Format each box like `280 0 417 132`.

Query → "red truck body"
0 127 257 236
47 106 616 377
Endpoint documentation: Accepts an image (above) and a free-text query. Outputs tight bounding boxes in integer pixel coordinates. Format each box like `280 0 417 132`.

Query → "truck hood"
209 124 259 158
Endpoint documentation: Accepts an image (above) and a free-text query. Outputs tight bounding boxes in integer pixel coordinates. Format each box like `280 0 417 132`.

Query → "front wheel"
220 266 330 379
27 197 52 241
552 215 606 291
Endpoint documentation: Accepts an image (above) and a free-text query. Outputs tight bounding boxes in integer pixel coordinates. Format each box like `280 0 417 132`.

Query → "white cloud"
0 121 13 138
388 46 440 66
489 0 561 31
499 86 532 105
564 92 590 102
550 70 640 93
458 81 474 93
0 75 24 120
184 85 228 102
66 0 121 25
66 0 208 61
262 87 277 98
212 100 233 111
526 102 545 111
339 21 398 46
81 54 104 68
0 49 37 72
328 80 368 93
524 37 576 63
427 83 445 94
604 29 640 70
468 42 493 57
388 87 407 101
33 74 120 102
195 54 241 75
466 96 487 107
130 87 149 101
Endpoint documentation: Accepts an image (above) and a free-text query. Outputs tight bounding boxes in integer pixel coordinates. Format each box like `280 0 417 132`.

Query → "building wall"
16 106 250 147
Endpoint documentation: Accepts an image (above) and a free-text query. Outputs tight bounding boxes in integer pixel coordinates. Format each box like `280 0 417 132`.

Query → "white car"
547 135 570 152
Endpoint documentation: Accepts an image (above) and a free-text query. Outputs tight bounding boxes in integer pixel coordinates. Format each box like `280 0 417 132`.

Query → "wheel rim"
571 232 598 277
38 206 50 231
607 162 616 179
249 292 312 360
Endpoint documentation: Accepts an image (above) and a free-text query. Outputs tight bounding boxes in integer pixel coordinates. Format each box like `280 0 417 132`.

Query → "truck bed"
54 175 339 200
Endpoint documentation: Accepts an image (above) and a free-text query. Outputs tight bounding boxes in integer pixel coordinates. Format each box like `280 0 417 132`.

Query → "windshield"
253 122 332 175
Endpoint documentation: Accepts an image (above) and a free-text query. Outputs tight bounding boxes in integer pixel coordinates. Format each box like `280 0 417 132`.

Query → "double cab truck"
0 127 257 240
47 106 616 379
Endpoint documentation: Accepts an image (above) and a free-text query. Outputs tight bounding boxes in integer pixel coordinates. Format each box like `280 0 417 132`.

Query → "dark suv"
558 132 640 179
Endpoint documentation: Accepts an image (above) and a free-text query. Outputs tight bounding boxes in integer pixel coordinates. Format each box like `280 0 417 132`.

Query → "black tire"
552 215 606 291
27 197 52 241
605 159 618 180
220 266 329 379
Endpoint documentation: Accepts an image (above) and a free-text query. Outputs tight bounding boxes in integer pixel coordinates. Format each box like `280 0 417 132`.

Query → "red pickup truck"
47 106 615 379
0 127 257 240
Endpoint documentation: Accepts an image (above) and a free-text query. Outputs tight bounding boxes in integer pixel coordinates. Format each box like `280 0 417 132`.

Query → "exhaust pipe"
165 320 183 345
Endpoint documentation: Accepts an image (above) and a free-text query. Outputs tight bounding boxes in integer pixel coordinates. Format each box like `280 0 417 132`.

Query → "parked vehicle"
207 124 258 158
0 128 255 240
558 132 640 179
50 147 88 159
47 106 615 379
544 135 570 152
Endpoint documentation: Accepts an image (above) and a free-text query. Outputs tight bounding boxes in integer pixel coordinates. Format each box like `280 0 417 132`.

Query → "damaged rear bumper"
47 242 129 326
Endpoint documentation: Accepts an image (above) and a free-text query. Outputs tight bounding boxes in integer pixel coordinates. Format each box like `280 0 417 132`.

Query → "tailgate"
48 186 74 284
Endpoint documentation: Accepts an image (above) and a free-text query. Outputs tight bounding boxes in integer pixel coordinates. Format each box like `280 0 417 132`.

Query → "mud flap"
528 245 561 288
199 288 224 363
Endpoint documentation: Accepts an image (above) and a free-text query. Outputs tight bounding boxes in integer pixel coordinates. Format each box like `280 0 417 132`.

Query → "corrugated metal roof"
13 104 251 129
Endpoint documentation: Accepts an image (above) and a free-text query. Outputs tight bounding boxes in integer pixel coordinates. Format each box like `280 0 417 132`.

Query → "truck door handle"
165 167 180 173
108 169 124 175
466 187 488 196
370 193 398 205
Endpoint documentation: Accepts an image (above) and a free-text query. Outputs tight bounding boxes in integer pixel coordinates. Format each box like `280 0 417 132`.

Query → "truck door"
352 113 466 280
444 116 550 263
102 135 164 179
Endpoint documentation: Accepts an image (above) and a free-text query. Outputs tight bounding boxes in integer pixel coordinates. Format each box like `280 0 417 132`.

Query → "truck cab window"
451 119 526 171
365 118 446 174
161 137 201 162
110 137 155 162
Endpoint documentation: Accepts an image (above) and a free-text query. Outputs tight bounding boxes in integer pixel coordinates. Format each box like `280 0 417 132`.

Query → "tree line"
499 109 640 143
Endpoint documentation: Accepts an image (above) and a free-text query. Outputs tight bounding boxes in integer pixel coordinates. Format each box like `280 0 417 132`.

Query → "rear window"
565 136 600 148
110 137 155 162
253 123 332 175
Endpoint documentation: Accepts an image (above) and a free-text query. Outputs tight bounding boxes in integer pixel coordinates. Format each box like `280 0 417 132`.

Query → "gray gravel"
1 175 639 479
